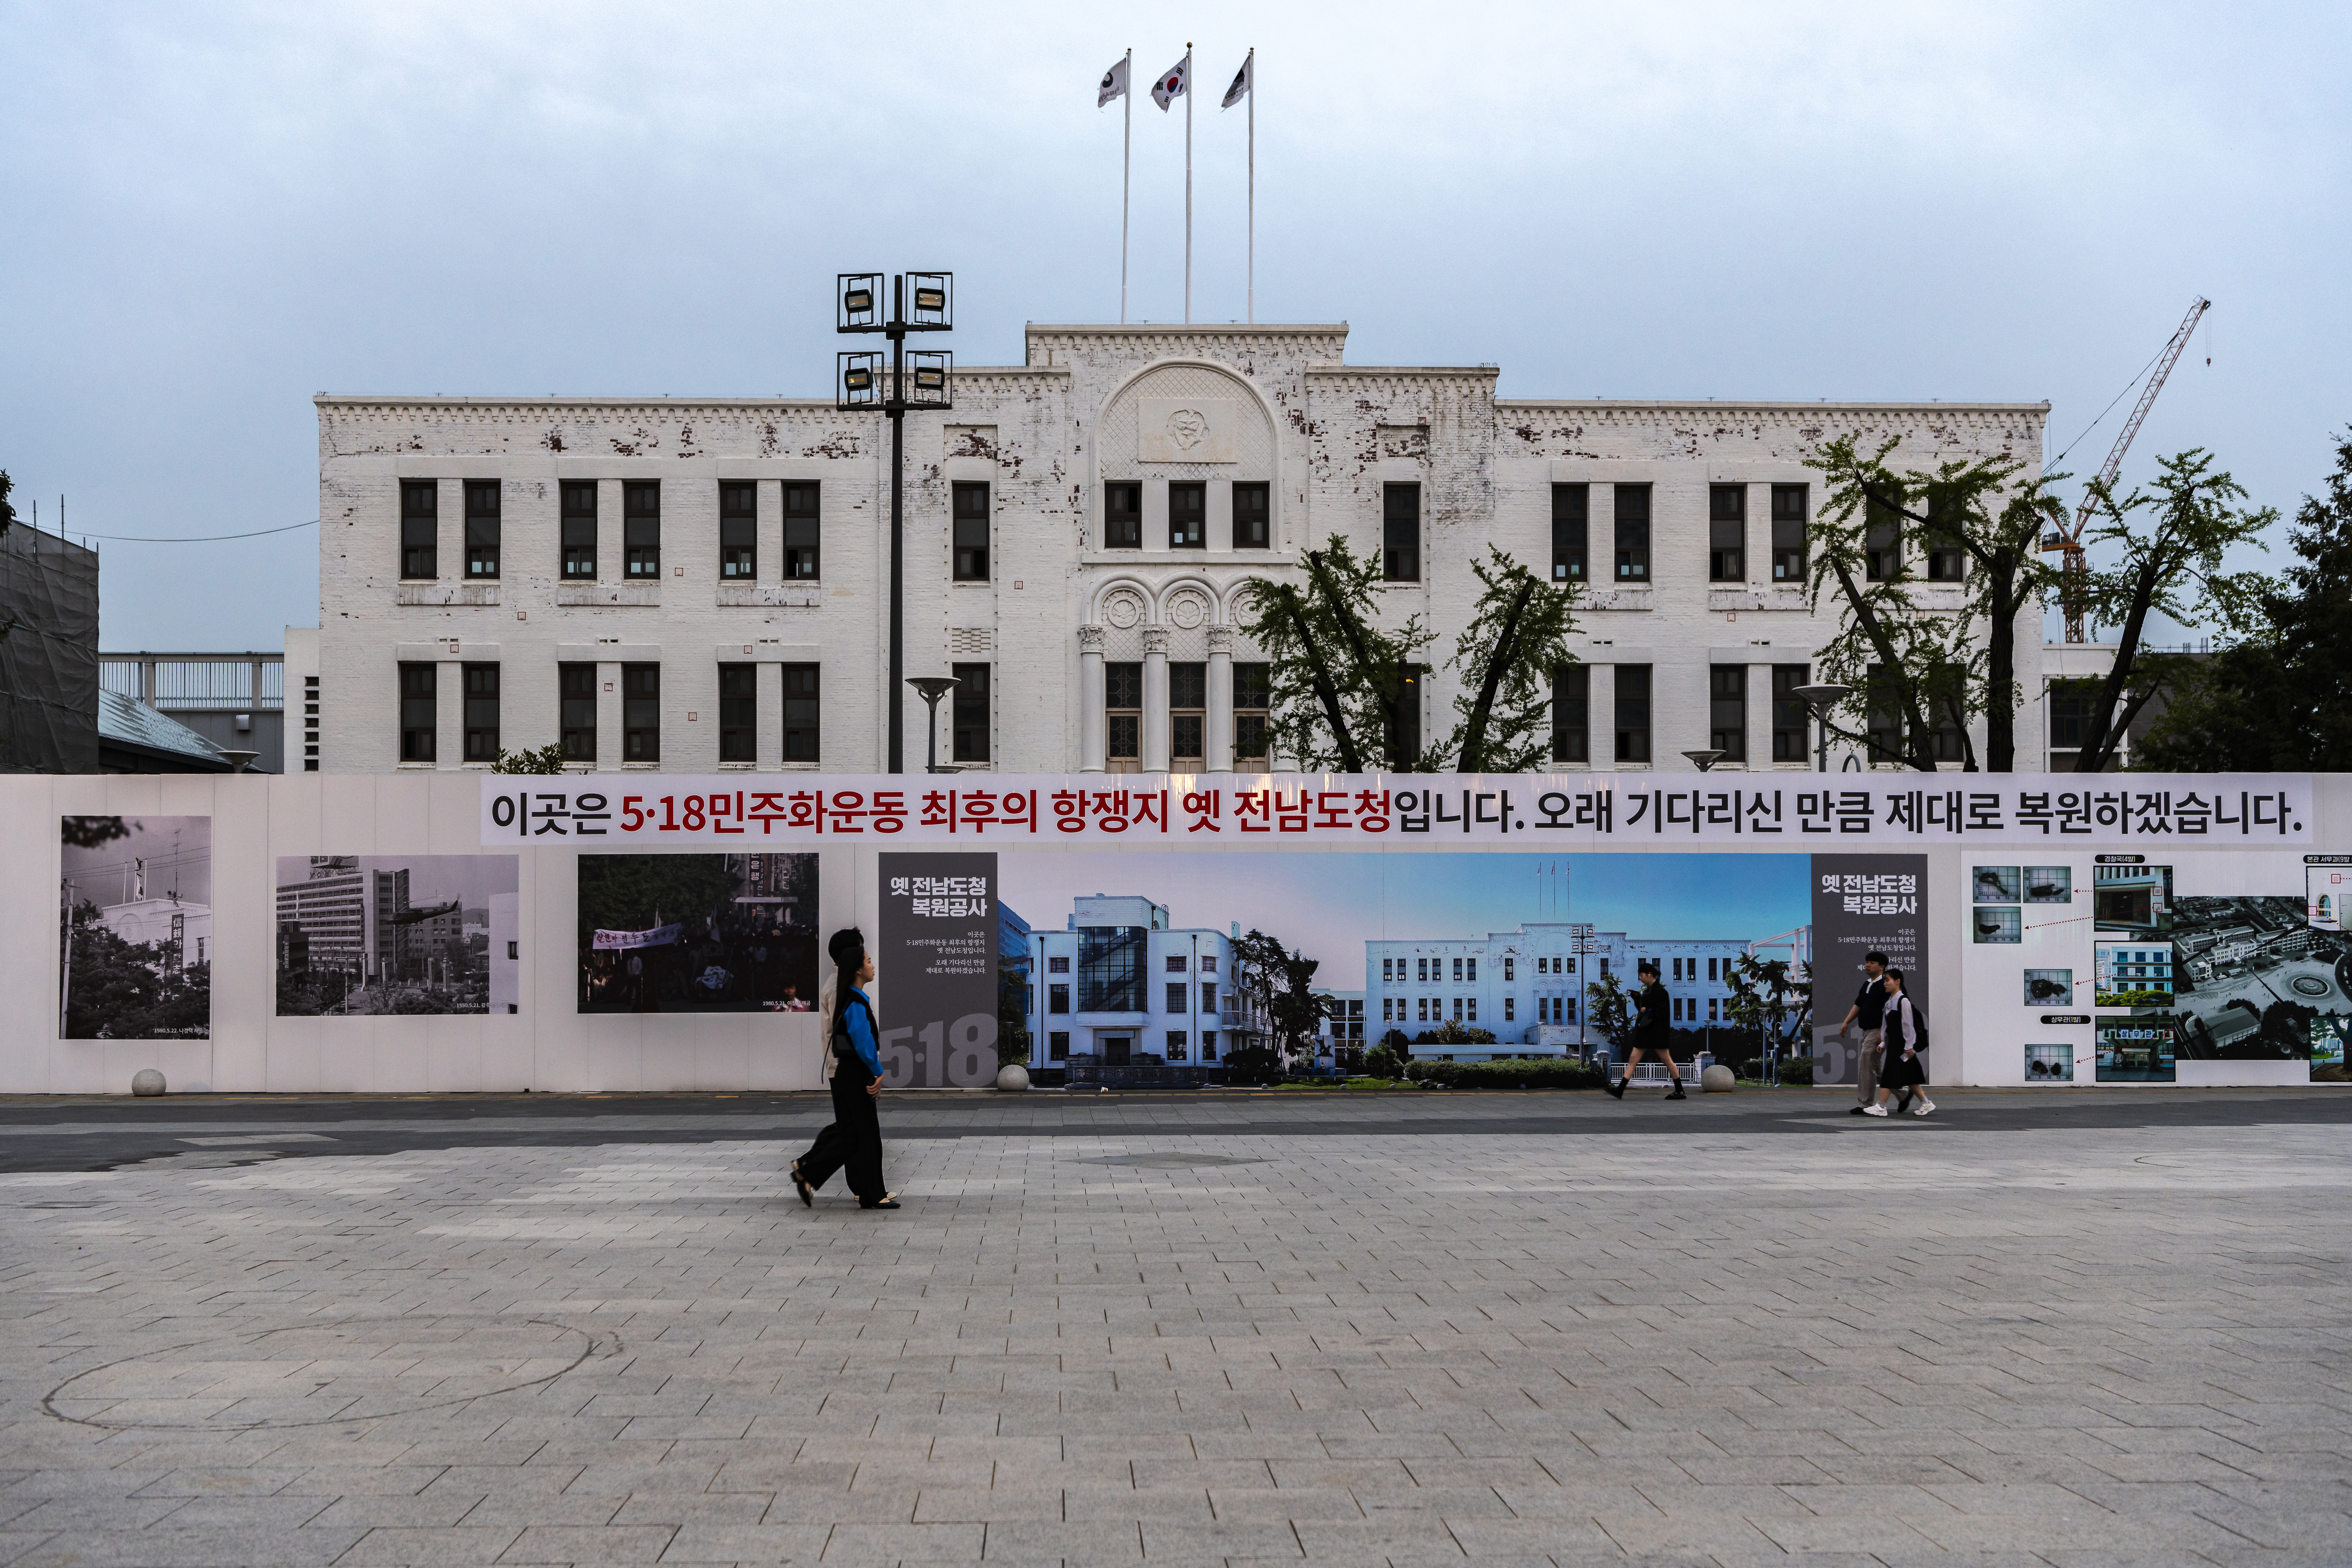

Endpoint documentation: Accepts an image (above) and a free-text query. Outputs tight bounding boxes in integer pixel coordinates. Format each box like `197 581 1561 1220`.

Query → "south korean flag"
1150 51 1189 111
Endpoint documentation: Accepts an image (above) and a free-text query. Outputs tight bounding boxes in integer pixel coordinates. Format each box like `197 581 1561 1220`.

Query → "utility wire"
2048 343 2170 470
71 519 319 543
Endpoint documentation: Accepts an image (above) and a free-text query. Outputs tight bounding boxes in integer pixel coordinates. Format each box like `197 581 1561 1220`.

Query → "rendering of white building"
1024 894 1265 1069
308 320 2064 775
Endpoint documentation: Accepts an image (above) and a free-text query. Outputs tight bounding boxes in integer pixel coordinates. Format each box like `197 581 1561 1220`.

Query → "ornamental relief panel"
1098 365 1275 483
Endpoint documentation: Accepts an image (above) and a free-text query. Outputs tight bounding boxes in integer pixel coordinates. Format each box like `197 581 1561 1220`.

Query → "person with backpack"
791 927 899 1209
1862 967 1933 1118
1607 960 1686 1101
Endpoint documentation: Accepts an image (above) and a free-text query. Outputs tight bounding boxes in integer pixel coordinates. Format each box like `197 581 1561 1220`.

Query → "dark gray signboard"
876 852 1000 1088
1809 852 1929 1086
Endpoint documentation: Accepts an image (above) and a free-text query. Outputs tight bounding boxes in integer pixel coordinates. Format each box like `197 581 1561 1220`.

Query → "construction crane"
2043 296 2210 643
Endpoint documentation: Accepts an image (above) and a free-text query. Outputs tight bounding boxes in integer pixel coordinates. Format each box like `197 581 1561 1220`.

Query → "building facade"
1024 895 1263 1069
312 322 2057 775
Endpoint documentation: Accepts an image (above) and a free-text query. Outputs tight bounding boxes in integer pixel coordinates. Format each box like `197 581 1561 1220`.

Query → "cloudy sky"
2 2 2345 648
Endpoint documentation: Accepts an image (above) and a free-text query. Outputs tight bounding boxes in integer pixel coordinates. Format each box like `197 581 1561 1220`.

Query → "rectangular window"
1049 1031 1070 1059
781 482 820 580
1866 661 1902 763
951 661 990 761
1232 481 1269 548
1466 997 1477 1022
1770 483 1808 582
1105 482 1142 549
1452 957 1463 982
2049 678 2094 754
463 480 500 579
1708 484 1745 581
1201 1031 1217 1059
1048 983 1070 1014
1772 664 1810 763
1504 995 1515 1022
624 482 661 578
1613 485 1651 581
1383 483 1420 581
1048 955 1070 974
1504 957 1515 981
1232 662 1269 764
1926 486 1967 581
1166 982 1188 1015
718 663 756 762
1201 955 1215 973
1166 954 1188 972
1200 981 1216 1013
400 481 437 579
398 662 436 761
1165 1031 1187 1061
1551 663 1589 764
1552 483 1588 581
1417 958 1428 983
1168 481 1206 549
560 663 597 763
1615 664 1652 763
781 663 820 763
1170 661 1205 765
1709 666 1746 761
1078 925 1145 1011
1467 957 1477 981
1106 661 1141 770
952 481 990 580
1385 662 1422 768
561 481 597 579
462 663 499 763
719 481 757 579
1865 492 1900 581
622 663 659 762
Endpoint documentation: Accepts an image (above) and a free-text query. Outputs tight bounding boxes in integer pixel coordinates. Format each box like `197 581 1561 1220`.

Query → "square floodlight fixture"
906 272 951 330
838 272 884 333
904 350 953 410
837 351 884 410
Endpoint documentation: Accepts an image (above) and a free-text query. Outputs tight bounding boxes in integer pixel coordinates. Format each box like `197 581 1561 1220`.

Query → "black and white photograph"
1972 866 2022 904
577 853 817 1013
59 815 212 1040
2024 1043 2074 1082
2023 968 2074 1006
2023 867 2074 904
275 855 519 1015
2170 894 2352 1060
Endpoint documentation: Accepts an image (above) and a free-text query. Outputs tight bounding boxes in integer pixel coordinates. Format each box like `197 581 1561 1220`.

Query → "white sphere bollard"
995 1063 1031 1092
1699 1064 1736 1094
131 1069 166 1097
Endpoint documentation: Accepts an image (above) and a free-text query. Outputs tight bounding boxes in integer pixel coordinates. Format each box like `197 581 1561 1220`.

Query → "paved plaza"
1 1088 2348 1567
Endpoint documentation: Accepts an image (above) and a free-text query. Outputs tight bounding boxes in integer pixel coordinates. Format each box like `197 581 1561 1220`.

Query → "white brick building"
310 322 2057 774
1024 895 1259 1069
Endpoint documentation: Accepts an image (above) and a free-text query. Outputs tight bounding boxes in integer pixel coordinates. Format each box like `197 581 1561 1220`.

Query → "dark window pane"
1551 484 1588 581
1866 661 1903 762
1770 484 1807 581
718 663 756 761
1233 714 1267 763
560 663 597 761
1079 925 1144 1012
561 482 597 579
1385 662 1422 767
1105 482 1141 549
951 661 989 760
1709 664 1746 760
1232 661 1269 710
1709 484 1743 582
1866 493 1900 581
952 482 990 580
622 663 660 762
781 482 820 580
1108 714 1138 760
1105 661 1142 709
1168 661 1205 709
1925 485 1967 581
1383 483 1419 581
1171 713 1202 761
398 661 436 761
462 662 499 762
781 663 820 761
463 482 500 579
1232 482 1269 548
1168 482 1205 549
1614 664 1651 763
1772 664 1810 763
1551 663 1589 763
624 482 661 578
719 482 756 580
400 481 437 579
1613 486 1650 581
1107 659 1141 763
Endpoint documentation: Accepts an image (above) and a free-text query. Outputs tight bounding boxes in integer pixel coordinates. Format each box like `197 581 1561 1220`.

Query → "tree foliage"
62 904 211 1039
62 815 135 850
2135 431 2352 771
491 743 569 774
1230 928 1337 1065
1583 968 1634 1054
1722 952 1811 1060
1435 548 1582 773
576 856 739 944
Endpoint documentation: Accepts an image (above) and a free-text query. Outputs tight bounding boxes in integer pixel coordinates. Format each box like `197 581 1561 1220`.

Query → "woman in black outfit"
791 927 898 1209
1864 968 1934 1118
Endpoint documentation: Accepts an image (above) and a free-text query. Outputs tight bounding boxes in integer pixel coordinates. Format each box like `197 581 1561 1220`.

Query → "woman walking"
1862 967 1934 1118
791 927 898 1209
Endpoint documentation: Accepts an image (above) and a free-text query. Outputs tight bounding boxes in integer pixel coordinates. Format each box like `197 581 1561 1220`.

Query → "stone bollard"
131 1069 166 1097
995 1063 1031 1092
1699 1064 1735 1094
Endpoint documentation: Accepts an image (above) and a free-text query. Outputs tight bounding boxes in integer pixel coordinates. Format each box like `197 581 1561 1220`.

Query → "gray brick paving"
0 1104 2348 1565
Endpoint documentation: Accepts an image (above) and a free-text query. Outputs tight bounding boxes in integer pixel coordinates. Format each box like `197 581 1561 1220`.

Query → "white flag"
1150 52 1188 111
1221 53 1251 109
1097 55 1128 108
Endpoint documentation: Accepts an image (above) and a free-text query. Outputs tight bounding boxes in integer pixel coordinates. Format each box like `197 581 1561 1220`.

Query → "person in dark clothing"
1607 960 1686 1101
1838 951 1890 1116
1863 968 1933 1118
791 927 898 1209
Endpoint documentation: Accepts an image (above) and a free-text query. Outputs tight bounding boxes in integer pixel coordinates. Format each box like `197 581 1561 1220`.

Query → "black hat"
828 927 867 969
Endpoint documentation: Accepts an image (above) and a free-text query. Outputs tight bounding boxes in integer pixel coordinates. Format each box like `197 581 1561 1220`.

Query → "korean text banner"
481 774 2314 848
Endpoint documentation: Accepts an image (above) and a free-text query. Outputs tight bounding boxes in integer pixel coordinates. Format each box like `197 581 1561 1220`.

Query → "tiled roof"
98 688 232 766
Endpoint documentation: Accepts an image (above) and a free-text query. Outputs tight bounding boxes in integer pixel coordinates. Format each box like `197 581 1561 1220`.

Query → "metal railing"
100 653 284 710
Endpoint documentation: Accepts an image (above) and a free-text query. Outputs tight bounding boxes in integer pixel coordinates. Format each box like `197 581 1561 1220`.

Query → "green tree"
1435 547 1582 773
2136 430 2352 771
1723 952 1811 1064
1236 536 1431 771
2066 449 2275 773
491 743 569 774
1230 928 1337 1067
1583 968 1634 1057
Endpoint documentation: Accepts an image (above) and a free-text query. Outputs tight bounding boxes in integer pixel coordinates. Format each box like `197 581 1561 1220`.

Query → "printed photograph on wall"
2094 940 2177 1010
60 815 212 1040
577 853 817 1013
1972 866 2021 903
877 852 1003 1088
2169 892 2352 1061
2312 1017 2350 1081
2093 862 2173 935
2097 1017 2176 1082
2310 861 2347 931
1972 906 2022 944
275 855 520 1015
2024 1043 2074 1082
2022 968 2074 1007
2024 867 2074 904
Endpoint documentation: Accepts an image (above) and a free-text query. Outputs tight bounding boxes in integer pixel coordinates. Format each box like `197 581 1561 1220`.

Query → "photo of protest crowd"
576 853 817 1014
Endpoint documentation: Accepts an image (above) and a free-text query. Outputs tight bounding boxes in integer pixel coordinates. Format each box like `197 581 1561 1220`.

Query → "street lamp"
1789 683 1853 773
838 272 954 773
1681 749 1725 773
907 677 961 774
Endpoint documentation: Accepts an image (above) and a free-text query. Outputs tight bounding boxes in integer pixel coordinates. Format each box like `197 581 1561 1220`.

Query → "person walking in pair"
1607 960 1686 1101
1839 950 1890 1116
1862 967 1934 1118
791 927 900 1209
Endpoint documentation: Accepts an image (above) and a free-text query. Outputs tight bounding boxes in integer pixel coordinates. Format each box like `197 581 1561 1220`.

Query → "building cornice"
1496 398 2050 415
1024 322 1349 337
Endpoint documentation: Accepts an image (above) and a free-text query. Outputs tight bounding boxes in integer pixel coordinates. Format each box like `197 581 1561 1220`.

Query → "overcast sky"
2 1 2345 650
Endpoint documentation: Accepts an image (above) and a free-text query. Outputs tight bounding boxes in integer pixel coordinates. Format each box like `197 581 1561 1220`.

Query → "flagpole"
1184 44 1193 325
1246 48 1255 325
1121 48 1131 325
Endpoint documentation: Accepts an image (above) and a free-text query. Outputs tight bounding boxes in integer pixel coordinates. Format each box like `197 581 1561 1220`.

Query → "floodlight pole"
887 275 906 774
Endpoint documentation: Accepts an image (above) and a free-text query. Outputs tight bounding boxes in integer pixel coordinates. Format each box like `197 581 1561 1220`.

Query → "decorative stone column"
1078 624 1107 773
1141 627 1171 774
1207 626 1234 774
